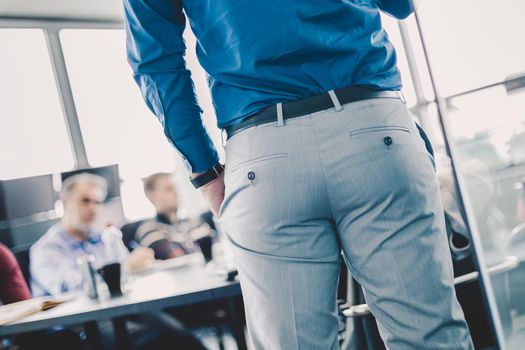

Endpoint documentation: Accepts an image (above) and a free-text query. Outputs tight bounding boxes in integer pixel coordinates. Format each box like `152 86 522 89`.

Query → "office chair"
12 246 32 287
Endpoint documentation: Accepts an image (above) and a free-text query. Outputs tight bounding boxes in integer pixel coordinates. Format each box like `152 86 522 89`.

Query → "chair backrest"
13 248 31 287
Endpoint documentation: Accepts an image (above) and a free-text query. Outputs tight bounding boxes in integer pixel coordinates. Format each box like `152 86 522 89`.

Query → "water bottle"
77 255 98 299
101 226 128 265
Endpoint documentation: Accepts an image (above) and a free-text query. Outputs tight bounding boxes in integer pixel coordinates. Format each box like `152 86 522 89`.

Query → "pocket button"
384 136 393 146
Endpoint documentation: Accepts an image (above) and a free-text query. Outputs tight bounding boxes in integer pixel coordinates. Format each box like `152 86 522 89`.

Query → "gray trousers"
219 98 473 350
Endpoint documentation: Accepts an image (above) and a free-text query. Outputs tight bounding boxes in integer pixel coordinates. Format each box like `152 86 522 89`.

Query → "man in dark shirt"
122 173 211 260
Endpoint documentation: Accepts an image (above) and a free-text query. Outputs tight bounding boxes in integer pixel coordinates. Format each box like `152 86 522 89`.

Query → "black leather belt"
224 85 403 140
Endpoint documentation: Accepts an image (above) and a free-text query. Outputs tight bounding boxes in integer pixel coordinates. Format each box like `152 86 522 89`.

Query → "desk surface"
0 255 241 337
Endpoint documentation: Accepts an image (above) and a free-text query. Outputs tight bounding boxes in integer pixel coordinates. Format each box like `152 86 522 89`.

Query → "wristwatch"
190 162 225 189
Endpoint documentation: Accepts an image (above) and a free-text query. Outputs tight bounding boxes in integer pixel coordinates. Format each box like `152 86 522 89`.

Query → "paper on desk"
0 296 73 326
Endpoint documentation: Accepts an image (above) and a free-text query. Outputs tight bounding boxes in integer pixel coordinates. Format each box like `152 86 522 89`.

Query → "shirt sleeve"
0 245 31 304
373 0 415 19
30 243 83 296
123 0 219 173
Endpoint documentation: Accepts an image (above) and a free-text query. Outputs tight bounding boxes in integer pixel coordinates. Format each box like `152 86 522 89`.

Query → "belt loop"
400 90 407 104
328 90 343 112
276 102 284 126
221 128 227 147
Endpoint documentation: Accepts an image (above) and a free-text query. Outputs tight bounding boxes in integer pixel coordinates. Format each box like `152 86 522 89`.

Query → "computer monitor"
0 174 56 221
61 164 121 200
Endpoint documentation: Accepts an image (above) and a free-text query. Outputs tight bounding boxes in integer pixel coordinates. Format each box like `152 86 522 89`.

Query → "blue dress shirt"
29 224 126 296
124 0 414 172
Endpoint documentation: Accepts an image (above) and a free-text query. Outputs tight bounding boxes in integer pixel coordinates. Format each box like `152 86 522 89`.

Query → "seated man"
29 173 206 350
30 173 153 296
121 173 212 260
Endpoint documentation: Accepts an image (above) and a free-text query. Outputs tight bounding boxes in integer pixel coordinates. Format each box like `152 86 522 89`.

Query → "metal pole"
398 21 429 106
0 17 123 29
44 28 89 169
397 20 436 138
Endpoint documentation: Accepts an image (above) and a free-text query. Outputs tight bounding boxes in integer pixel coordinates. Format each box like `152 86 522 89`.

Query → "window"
59 29 176 179
408 4 525 344
60 29 177 220
446 86 525 169
444 86 525 347
0 29 74 180
60 29 212 220
416 0 525 97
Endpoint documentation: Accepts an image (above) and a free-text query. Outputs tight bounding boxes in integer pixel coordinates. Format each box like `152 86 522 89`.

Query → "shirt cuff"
168 129 220 174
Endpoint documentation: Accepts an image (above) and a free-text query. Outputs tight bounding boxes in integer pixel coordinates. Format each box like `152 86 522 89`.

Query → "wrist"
200 172 224 191
190 162 224 189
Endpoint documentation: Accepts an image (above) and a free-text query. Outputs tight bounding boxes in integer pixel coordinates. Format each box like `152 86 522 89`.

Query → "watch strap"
190 163 225 188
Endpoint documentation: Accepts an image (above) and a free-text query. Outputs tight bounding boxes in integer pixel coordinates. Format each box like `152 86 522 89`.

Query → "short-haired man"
143 173 180 225
30 173 153 296
122 173 211 260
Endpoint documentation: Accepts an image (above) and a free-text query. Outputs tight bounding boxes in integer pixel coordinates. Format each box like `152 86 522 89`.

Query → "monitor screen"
61 164 121 199
0 174 56 221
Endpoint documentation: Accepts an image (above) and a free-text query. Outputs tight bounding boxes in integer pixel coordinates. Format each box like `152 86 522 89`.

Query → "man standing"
124 1 473 349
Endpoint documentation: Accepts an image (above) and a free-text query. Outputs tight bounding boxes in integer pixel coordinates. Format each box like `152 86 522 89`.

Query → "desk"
0 255 245 349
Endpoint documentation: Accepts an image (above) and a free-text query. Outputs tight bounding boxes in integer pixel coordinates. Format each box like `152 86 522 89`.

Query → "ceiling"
0 0 124 22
